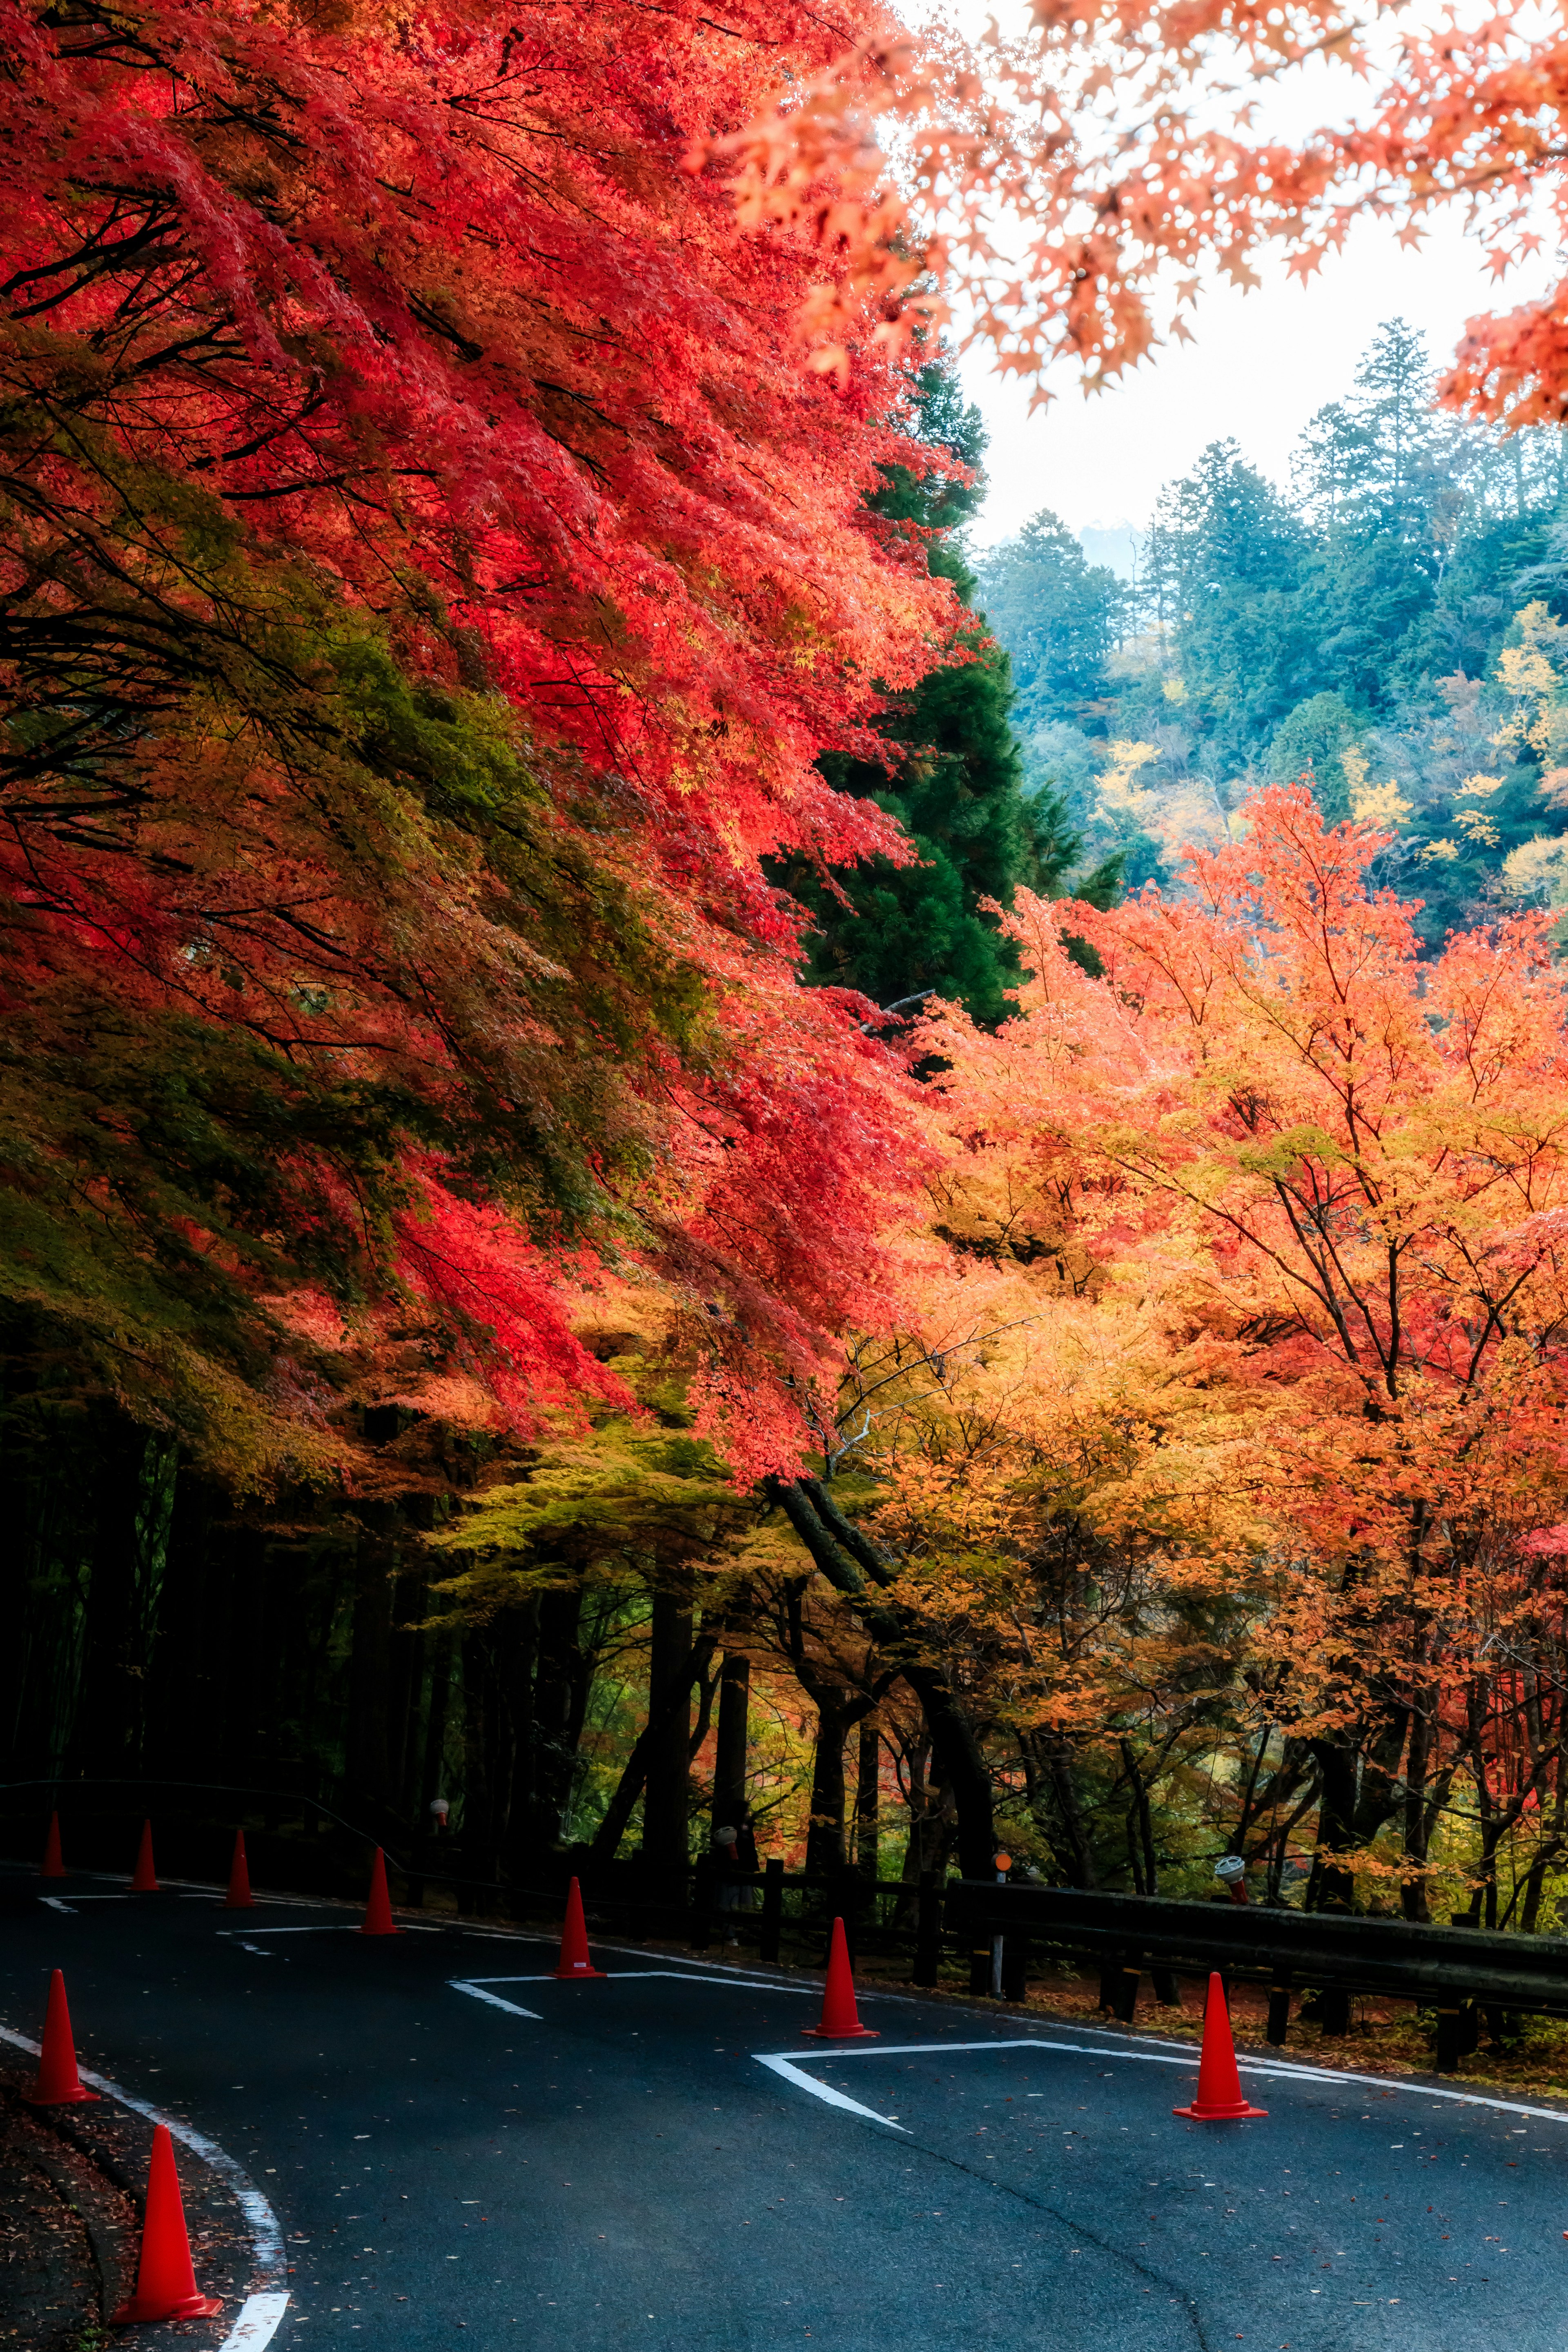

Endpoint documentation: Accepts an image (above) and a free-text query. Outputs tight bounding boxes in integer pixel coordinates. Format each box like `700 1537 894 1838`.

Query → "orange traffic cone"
40 1811 66 1880
26 1970 100 2107
553 1876 606 1979
224 1829 254 1910
110 2125 223 2324
1173 1972 1268 2120
802 1916 877 2040
361 1846 397 1936
130 1819 158 1893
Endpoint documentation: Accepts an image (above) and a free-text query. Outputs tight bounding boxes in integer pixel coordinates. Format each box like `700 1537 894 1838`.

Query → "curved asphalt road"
4 1862 1566 2350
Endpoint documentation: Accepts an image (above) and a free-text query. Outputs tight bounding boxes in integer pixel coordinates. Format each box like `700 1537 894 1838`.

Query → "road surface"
4 1862 1566 2351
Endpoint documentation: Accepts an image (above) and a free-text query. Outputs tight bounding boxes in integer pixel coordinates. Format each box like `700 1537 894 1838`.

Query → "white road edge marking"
0 2022 288 2344
450 1980 544 2019
760 2031 1568 2128
218 2291 292 2349
754 2054 908 2129
39 1897 76 1913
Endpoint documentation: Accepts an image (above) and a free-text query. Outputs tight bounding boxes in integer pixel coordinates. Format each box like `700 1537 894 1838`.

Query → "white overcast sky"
958 216 1517 550
923 1 1560 550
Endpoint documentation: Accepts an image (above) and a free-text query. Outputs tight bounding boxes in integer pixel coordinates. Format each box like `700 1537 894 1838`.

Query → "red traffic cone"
130 1819 158 1893
361 1846 397 1936
553 1876 606 1979
110 2124 223 2324
26 1970 100 2107
1173 1972 1267 2120
40 1811 66 1880
224 1829 254 1910
802 1916 877 2040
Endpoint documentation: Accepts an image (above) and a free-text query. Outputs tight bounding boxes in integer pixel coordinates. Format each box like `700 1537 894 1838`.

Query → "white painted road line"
0 2020 288 2341
217 2291 292 2350
463 1969 821 1995
754 2054 909 2129
450 1980 544 2019
760 2031 1568 2129
39 1897 76 1913
215 1924 441 1937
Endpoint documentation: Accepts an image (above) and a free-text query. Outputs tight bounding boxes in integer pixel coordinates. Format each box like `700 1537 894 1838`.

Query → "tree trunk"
768 1477 996 1876
74 1414 151 1778
641 1593 695 1872
590 1617 714 1866
711 1581 753 1832
855 1716 881 1878
806 1687 850 1876
420 1630 453 1817
531 1587 586 1841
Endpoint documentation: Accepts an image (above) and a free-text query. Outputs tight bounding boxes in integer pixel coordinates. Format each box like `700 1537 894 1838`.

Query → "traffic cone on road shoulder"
130 1819 158 1893
553 1877 606 1979
224 1829 254 1910
361 1846 397 1936
40 1812 66 1880
110 2125 223 2324
802 1916 877 2040
26 1970 100 2107
1173 1972 1267 2120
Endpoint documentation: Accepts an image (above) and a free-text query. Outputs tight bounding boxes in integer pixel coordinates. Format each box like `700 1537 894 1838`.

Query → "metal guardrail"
944 1879 1568 2070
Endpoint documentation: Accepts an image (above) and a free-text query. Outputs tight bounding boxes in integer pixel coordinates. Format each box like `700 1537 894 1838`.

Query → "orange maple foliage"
699 1 1568 422
838 788 1568 1909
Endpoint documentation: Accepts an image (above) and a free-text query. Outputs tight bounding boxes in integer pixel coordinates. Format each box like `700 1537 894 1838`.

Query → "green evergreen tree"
971 509 1129 730
781 365 1118 1024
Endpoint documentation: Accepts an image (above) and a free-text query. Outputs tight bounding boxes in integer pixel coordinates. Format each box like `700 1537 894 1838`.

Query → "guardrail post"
1317 1984 1350 2037
914 1870 941 1987
1151 1964 1179 2005
1113 1953 1141 2023
1266 1969 1292 2047
759 1858 784 1964
1097 1953 1123 2014
1435 2005 1461 2072
1459 2001 1481 2057
968 1938 992 1996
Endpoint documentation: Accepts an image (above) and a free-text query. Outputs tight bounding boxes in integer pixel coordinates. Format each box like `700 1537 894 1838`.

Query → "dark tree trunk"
855 1716 881 1878
711 1582 753 1832
346 1549 395 1807
641 1594 695 1872
74 1414 151 1777
531 1587 586 1841
588 1614 715 1868
768 1477 996 1877
806 1687 850 1877
420 1632 453 1815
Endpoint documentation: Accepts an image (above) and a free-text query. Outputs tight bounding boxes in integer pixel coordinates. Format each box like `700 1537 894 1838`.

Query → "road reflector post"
1001 1933 1031 2004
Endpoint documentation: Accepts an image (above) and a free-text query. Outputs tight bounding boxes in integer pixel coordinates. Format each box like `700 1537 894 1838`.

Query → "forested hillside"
978 321 1568 947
